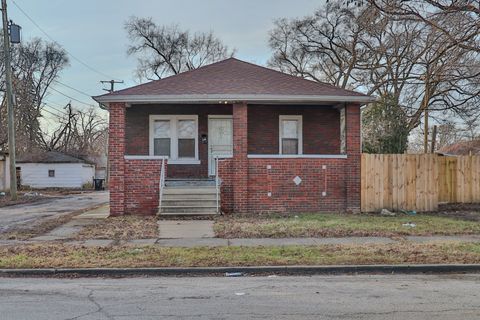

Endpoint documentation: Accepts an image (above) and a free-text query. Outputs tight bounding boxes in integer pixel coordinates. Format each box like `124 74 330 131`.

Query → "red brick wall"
232 103 248 212
345 104 361 212
112 102 360 215
247 105 340 154
219 158 347 213
124 159 167 215
218 103 361 214
108 102 126 216
217 158 234 213
125 104 232 178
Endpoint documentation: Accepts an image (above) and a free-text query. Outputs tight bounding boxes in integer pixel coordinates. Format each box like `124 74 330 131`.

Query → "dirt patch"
0 242 479 268
0 211 81 240
0 192 48 208
74 216 158 240
429 203 480 222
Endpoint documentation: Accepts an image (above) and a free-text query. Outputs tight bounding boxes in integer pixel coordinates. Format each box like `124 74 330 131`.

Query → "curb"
1 264 480 277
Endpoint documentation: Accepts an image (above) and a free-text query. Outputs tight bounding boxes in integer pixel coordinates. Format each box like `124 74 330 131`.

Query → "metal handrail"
158 157 166 212
215 156 219 214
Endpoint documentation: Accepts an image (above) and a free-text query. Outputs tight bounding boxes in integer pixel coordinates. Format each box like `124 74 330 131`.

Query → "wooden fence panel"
361 154 480 212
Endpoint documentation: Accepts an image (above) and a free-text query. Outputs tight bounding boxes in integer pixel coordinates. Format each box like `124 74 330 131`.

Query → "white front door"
208 116 233 176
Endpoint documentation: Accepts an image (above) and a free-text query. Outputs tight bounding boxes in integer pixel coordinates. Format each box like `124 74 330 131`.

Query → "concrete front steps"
158 179 219 216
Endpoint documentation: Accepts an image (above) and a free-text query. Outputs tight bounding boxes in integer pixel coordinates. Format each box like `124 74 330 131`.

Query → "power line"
53 80 93 98
48 86 96 107
11 0 121 81
41 105 66 118
43 103 69 116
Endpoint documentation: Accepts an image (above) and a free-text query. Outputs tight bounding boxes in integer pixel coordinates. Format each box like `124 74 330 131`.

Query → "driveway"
0 274 479 319
0 191 108 234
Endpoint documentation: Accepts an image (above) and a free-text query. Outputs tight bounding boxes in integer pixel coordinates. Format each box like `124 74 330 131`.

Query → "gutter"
1 264 478 277
92 94 377 108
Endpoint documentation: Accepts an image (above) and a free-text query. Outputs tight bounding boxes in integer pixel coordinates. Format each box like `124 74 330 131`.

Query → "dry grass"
215 213 480 238
0 242 479 268
75 216 158 240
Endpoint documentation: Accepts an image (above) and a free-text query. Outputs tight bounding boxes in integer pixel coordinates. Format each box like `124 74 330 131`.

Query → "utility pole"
101 80 123 93
1 0 17 200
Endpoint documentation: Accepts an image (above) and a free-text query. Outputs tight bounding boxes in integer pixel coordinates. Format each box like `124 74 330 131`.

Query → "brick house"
93 58 374 216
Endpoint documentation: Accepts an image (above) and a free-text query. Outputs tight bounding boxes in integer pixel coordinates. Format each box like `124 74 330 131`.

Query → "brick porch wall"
124 159 167 215
218 158 348 213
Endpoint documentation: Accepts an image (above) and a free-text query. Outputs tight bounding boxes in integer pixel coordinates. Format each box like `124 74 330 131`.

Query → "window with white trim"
150 115 199 163
279 115 302 155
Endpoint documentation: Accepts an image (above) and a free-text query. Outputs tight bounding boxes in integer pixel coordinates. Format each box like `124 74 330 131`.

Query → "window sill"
168 159 201 165
247 154 348 159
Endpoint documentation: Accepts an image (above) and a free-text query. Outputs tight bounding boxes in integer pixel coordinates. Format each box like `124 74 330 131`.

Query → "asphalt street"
0 274 479 319
0 191 108 234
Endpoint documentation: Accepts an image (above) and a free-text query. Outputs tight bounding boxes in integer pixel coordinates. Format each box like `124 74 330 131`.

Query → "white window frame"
149 115 199 164
279 115 303 155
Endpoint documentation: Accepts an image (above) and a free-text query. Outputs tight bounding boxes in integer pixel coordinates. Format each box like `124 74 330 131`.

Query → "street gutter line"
1 264 480 277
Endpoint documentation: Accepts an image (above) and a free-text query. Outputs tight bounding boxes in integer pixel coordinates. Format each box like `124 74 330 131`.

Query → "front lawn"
0 242 479 268
214 213 480 238
75 216 158 240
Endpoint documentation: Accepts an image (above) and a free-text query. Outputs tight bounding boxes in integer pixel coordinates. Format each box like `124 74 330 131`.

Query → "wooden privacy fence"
361 154 480 212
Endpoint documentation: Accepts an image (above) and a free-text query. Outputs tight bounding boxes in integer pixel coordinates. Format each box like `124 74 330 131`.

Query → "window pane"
178 120 195 138
282 120 298 138
154 120 170 138
154 138 170 156
282 138 298 154
178 139 195 158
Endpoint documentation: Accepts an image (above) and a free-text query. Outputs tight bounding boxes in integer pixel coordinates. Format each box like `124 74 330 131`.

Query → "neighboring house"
439 139 480 156
0 152 10 192
94 58 374 216
17 151 95 189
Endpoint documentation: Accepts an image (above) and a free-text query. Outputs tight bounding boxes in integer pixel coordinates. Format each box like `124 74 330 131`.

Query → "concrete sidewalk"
2 234 480 247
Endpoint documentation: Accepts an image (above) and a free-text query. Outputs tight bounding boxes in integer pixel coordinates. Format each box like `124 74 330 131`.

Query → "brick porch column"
345 103 361 213
232 102 248 213
108 102 126 216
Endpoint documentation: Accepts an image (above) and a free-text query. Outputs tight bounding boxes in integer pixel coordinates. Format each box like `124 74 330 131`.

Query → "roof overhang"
93 94 376 108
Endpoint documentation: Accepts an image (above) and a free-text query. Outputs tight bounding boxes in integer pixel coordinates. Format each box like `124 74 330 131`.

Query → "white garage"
17 151 95 189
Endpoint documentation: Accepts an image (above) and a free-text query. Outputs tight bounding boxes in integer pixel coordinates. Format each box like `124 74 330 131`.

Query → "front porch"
110 101 360 215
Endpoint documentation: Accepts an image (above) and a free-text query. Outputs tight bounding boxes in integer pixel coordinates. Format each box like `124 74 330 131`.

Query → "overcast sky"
8 0 321 114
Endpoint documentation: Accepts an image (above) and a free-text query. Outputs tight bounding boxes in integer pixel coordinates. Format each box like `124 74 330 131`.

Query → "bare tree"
41 104 107 158
125 17 235 80
368 0 480 53
269 1 480 133
269 3 368 89
0 38 69 154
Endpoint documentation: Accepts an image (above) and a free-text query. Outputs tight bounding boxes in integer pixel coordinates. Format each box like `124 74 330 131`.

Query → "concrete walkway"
158 220 215 239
